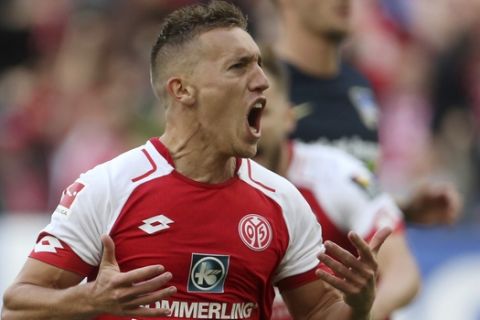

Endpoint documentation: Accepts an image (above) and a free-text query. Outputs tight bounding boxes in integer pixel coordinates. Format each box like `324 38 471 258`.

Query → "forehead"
196 27 260 61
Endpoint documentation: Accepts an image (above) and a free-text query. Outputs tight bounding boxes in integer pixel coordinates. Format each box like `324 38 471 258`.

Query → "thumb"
369 227 392 255
100 234 118 269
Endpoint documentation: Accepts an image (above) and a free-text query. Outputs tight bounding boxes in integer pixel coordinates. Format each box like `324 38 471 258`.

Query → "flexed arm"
2 235 176 320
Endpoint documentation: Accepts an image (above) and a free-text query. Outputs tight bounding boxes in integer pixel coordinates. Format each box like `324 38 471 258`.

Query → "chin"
235 145 258 159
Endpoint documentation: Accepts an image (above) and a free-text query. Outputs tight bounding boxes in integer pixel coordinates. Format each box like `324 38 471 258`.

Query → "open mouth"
247 99 265 136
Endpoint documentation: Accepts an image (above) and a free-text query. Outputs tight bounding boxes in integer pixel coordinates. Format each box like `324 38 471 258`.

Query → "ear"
166 77 196 106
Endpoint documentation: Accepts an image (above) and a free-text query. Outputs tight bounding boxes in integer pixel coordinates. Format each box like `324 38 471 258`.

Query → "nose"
249 64 270 93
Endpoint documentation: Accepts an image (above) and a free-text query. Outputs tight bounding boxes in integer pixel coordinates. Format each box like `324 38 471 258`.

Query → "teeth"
253 102 263 109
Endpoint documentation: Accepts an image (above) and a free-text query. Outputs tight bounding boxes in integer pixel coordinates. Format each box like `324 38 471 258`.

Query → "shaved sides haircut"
150 1 247 102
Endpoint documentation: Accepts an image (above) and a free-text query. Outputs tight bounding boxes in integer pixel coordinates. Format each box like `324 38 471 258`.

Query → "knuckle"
349 286 361 296
111 275 126 287
366 269 376 279
111 288 125 301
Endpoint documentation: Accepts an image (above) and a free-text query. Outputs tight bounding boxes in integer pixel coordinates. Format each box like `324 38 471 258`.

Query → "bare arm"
371 232 421 320
402 182 462 225
282 228 392 320
281 279 354 320
2 235 175 320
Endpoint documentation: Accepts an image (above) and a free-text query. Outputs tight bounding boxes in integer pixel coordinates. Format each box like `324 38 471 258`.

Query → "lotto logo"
34 235 64 253
139 214 174 234
188 254 229 293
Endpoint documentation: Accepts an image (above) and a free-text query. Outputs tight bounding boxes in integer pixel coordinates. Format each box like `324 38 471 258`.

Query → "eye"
229 62 245 70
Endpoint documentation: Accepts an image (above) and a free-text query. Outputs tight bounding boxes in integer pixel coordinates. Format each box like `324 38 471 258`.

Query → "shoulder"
289 141 372 184
53 140 174 219
78 140 173 195
44 140 175 266
238 158 304 201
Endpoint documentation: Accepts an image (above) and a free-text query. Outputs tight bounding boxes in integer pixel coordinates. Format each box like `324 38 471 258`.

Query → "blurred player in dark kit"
273 0 462 225
255 47 420 320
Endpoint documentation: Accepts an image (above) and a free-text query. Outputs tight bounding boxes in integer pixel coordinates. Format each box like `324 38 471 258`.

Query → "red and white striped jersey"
30 138 324 320
271 141 403 320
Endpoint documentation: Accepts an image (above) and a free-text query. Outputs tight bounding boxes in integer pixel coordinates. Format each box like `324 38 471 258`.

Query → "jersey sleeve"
29 166 112 276
273 184 324 289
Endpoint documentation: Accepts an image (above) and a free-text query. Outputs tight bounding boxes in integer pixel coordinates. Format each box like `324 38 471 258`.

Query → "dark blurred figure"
270 0 462 226
0 0 66 212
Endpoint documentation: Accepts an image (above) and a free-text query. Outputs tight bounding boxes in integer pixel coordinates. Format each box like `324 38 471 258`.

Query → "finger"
367 227 392 254
122 271 172 299
324 241 369 277
318 253 365 286
348 232 376 267
315 269 357 294
126 286 177 308
100 234 118 268
119 265 166 285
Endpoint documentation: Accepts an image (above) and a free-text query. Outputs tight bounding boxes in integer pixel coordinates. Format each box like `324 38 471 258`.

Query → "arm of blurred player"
371 231 420 320
1 235 176 320
402 182 462 225
282 228 391 320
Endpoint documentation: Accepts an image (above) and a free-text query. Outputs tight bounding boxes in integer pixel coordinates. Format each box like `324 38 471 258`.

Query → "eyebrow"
232 53 262 66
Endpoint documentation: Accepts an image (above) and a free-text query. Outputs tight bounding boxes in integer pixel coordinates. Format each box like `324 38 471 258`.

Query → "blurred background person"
263 0 462 226
256 46 419 320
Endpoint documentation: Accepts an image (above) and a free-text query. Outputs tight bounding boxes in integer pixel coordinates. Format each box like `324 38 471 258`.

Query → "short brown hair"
150 1 248 98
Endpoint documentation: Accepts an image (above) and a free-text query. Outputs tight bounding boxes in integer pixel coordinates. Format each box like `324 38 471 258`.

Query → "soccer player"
272 0 461 225
2 2 390 320
255 47 420 320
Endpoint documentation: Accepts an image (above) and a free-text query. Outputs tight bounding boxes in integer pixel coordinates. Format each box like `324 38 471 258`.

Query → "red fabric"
29 232 94 276
277 267 319 292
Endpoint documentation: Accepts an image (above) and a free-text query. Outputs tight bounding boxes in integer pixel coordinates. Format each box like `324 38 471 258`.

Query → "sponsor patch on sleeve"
54 181 85 216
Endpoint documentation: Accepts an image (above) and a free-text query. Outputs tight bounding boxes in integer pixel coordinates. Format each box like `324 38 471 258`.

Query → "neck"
160 126 236 184
276 20 341 77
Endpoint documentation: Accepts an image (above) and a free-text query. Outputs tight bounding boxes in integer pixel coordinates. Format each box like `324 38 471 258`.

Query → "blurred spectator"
264 0 463 225
0 1 177 213
428 20 480 223
351 0 480 224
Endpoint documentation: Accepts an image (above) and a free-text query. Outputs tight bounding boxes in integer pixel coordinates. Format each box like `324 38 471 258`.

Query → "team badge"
349 86 379 130
187 254 229 293
238 214 272 251
351 175 379 199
